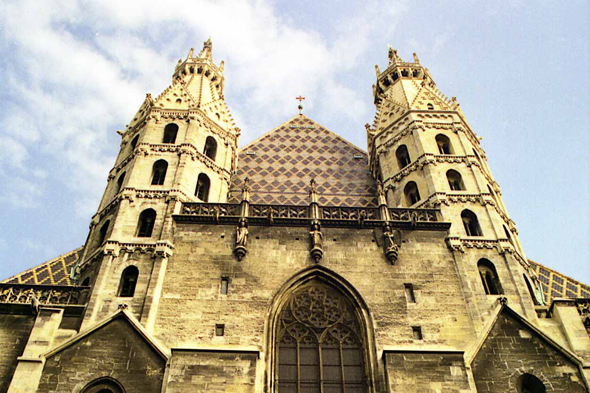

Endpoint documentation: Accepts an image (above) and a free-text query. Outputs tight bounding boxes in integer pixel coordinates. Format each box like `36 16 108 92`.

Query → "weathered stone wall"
166 349 258 393
472 311 588 392
153 222 475 368
37 317 165 393
0 314 34 392
384 351 471 392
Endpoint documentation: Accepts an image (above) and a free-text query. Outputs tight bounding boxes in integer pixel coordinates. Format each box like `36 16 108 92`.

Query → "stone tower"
72 39 240 329
367 48 545 326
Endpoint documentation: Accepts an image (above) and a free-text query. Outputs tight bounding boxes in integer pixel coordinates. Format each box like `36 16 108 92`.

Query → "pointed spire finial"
296 95 305 115
187 48 194 59
388 46 401 66
198 37 213 59
413 52 420 64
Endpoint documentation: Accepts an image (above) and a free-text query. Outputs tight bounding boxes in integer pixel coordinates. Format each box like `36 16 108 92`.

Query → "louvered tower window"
277 281 367 393
151 160 168 185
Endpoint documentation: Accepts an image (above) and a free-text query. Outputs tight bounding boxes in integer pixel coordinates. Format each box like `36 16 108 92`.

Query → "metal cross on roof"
296 95 305 115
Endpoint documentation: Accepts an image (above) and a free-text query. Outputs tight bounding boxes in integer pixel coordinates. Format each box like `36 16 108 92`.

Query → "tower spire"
198 37 213 60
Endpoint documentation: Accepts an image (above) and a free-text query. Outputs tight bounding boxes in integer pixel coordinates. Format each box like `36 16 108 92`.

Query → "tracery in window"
478 259 503 295
277 281 366 393
151 160 168 185
447 169 465 191
461 209 483 236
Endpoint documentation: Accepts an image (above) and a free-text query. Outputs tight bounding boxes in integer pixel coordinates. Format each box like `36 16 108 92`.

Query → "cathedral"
1 39 590 393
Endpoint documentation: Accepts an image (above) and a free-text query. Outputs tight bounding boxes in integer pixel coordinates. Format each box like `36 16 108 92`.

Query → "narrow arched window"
427 103 434 110
98 220 110 245
523 274 542 306
163 123 178 144
461 209 483 236
130 135 139 150
203 136 217 161
435 134 453 154
396 145 411 168
118 266 139 297
115 172 125 194
137 209 156 237
447 169 465 191
81 377 125 393
517 373 546 393
195 174 210 202
277 281 367 392
404 181 421 206
151 160 168 185
503 225 513 241
478 259 503 295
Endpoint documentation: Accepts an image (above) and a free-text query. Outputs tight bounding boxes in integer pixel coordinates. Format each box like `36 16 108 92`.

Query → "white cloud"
0 0 406 213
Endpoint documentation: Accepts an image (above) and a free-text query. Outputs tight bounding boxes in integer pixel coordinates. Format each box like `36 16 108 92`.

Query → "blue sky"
0 0 588 285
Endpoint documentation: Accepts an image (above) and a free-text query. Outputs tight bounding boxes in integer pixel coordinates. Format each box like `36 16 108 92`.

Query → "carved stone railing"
389 208 440 222
176 202 448 230
321 206 379 220
0 284 89 306
181 202 240 217
250 204 309 219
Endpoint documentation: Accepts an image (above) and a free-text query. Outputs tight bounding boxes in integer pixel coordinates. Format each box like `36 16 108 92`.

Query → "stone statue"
309 219 323 263
236 218 248 247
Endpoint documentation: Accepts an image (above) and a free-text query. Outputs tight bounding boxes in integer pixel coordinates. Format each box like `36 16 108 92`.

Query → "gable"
39 315 166 393
472 308 586 392
229 115 377 207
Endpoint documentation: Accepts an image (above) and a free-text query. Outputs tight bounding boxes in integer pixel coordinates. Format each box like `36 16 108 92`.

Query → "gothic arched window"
204 136 217 161
81 377 125 393
461 209 483 236
435 134 453 154
395 145 411 169
195 174 211 202
118 266 139 298
130 135 139 150
151 160 168 185
98 220 110 245
163 123 178 144
115 172 125 194
404 181 421 206
277 281 367 392
136 209 156 237
516 373 546 393
447 169 465 191
478 259 503 295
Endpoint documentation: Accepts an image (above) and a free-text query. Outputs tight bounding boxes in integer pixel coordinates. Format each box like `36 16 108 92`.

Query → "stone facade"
1 40 590 392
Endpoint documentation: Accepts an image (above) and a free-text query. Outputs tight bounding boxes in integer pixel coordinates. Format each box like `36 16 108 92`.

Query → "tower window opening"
215 324 225 336
163 123 178 144
151 160 168 185
412 326 423 340
81 377 125 393
118 266 139 297
478 259 503 295
115 172 125 194
277 281 367 393
195 174 211 202
136 209 156 237
98 220 110 245
130 135 139 150
220 277 229 295
396 145 411 168
447 169 465 191
404 181 421 206
393 72 399 81
405 283 416 303
189 66 194 73
435 134 453 154
81 277 90 286
461 209 483 236
401 69 409 77
427 103 434 110
517 373 546 393
203 136 218 161
412 69 419 77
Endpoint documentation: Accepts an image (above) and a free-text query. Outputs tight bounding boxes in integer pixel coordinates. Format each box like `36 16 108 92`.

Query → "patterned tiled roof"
229 115 378 207
529 259 590 302
2 247 82 286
